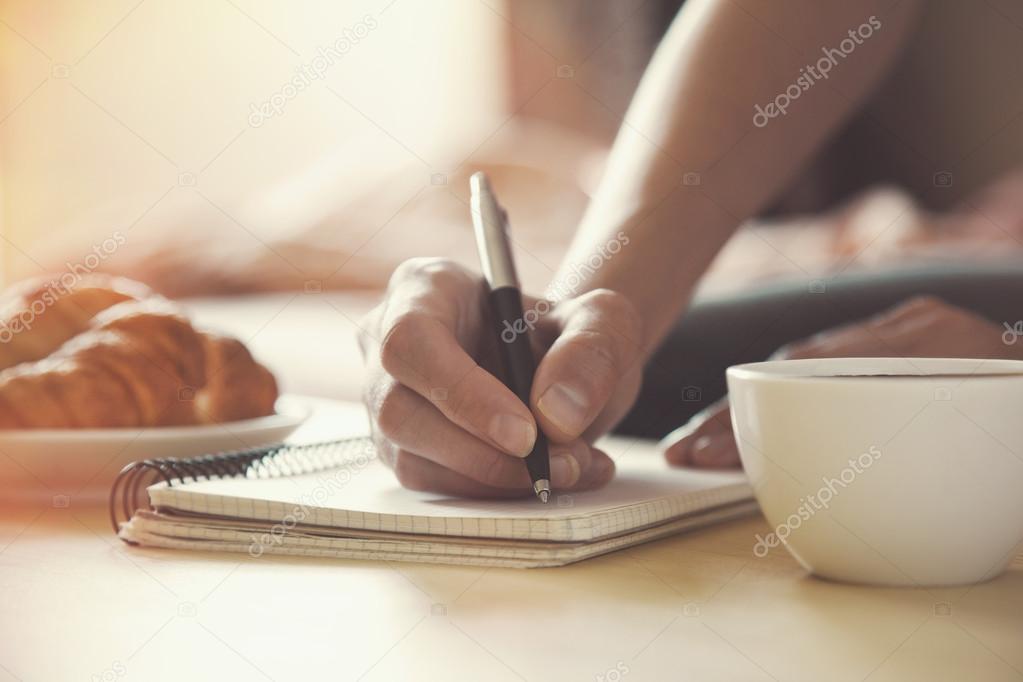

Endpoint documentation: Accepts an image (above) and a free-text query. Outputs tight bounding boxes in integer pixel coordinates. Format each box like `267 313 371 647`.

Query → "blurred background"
2 0 1022 397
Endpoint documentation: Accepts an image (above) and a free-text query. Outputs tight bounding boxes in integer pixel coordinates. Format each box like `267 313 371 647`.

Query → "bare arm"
558 0 923 353
359 0 925 496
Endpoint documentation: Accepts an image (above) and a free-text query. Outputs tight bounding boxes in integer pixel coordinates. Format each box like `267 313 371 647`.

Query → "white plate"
0 396 309 502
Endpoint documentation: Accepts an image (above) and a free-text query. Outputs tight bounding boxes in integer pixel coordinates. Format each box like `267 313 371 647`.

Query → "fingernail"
537 383 589 434
691 436 724 466
488 414 536 456
692 435 713 453
550 451 581 487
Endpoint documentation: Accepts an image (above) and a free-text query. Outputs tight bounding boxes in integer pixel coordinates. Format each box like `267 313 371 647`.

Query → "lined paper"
124 436 757 567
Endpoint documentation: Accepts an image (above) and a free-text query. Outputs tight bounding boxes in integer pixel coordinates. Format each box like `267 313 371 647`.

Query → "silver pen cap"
469 172 519 290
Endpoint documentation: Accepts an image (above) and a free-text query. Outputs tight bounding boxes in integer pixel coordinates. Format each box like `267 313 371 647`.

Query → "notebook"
112 436 756 568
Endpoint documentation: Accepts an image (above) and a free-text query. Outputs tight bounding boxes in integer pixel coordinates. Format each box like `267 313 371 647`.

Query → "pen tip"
539 490 550 504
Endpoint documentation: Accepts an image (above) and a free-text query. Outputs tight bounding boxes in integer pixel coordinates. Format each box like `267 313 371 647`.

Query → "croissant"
0 276 278 428
0 274 152 370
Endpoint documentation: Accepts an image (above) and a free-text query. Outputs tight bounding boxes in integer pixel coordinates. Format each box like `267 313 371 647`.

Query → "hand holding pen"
356 176 642 498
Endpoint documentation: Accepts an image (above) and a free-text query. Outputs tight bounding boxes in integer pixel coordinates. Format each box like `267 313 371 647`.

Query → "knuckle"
440 381 471 421
586 289 643 334
466 451 516 488
567 330 619 377
774 342 808 359
438 367 487 423
575 289 643 366
374 382 410 439
378 312 429 374
902 295 945 312
392 257 468 288
391 257 441 283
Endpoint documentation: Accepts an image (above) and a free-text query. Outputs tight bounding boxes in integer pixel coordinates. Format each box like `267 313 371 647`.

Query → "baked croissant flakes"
0 275 278 428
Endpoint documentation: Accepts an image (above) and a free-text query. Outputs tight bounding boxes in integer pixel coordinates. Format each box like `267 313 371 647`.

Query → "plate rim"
0 395 310 443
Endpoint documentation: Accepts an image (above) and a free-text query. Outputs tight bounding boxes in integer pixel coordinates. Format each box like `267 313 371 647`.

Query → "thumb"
530 290 643 442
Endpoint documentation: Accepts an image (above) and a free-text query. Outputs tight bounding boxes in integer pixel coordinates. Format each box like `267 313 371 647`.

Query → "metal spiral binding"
109 438 373 535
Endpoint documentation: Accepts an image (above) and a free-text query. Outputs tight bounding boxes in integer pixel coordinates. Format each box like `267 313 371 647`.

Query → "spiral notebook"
112 437 756 568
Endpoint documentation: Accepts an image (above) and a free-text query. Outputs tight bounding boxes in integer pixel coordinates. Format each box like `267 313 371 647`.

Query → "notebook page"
149 444 751 542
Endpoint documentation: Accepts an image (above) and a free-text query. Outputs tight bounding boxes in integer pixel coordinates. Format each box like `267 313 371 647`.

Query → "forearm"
555 0 922 354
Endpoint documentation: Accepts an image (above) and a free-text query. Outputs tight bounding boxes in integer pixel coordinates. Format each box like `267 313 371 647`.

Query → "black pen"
469 171 551 503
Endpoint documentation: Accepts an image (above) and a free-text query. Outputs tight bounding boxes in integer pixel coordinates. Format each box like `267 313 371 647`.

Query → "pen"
469 171 551 503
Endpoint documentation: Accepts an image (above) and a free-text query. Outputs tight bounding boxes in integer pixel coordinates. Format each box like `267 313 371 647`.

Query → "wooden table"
2 400 1020 682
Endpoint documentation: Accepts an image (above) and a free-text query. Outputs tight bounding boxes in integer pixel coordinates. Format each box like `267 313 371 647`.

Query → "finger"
660 420 705 466
391 443 611 497
688 433 742 469
378 307 537 458
778 319 905 358
373 379 599 489
784 320 938 359
866 295 944 326
531 289 644 442
776 297 945 360
371 376 529 486
660 399 732 466
392 451 529 498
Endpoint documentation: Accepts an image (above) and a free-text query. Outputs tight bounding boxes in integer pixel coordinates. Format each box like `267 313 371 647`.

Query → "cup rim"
727 357 1023 381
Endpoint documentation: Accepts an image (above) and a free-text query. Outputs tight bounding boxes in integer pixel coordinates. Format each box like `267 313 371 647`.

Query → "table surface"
2 399 1021 682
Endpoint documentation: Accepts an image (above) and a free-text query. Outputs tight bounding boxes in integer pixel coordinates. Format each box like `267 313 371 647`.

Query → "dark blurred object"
618 260 1023 438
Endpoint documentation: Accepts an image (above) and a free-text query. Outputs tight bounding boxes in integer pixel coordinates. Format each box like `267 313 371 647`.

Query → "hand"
661 296 1021 470
358 258 645 497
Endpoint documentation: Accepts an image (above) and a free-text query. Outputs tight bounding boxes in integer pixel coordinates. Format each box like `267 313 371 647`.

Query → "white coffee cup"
727 357 1023 586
